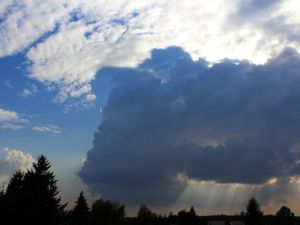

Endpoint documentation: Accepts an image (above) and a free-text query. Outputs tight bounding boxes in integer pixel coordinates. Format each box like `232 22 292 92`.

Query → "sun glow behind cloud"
174 174 300 214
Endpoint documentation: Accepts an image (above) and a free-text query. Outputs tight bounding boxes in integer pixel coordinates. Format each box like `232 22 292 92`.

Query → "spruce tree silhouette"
6 171 24 194
0 181 7 223
5 171 25 225
71 191 90 225
0 184 4 204
22 155 66 225
245 197 263 225
188 206 198 225
0 184 4 206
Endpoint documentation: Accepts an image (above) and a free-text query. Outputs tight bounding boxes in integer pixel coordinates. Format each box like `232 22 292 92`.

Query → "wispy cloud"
19 84 38 97
0 108 28 130
32 125 61 134
1 122 23 130
3 80 13 88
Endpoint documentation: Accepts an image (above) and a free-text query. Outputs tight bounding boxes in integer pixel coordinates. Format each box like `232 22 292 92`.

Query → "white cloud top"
0 148 34 184
0 108 18 121
0 108 28 130
1 0 300 103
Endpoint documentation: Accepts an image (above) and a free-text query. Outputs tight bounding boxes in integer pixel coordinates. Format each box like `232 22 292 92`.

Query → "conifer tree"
6 171 24 195
0 184 4 200
22 155 66 225
5 171 25 225
71 191 90 225
0 184 6 222
245 197 263 225
188 206 197 225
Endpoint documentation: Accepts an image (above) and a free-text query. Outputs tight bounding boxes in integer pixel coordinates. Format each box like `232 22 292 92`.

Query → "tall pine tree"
22 155 66 225
245 197 263 225
5 171 25 225
71 191 90 225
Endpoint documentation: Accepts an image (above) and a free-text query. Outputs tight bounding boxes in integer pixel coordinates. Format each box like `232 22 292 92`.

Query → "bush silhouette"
90 198 125 225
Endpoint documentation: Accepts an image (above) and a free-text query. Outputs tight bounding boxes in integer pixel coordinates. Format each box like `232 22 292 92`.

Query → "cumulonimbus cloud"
79 46 300 204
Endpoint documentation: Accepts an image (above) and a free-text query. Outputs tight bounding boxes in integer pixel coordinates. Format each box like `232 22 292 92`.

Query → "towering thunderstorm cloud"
79 46 300 204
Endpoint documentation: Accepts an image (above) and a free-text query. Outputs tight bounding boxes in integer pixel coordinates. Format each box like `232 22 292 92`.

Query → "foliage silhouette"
275 205 295 225
0 184 4 216
0 155 66 225
70 191 90 225
136 204 158 225
5 171 25 224
177 207 198 225
245 197 263 225
90 198 125 225
22 155 66 225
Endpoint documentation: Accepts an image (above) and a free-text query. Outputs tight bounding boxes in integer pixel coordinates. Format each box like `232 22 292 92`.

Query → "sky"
1 0 300 215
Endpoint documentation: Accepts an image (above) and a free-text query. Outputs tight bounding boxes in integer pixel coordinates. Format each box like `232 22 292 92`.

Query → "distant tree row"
241 197 296 225
68 197 296 225
0 155 298 225
67 192 125 225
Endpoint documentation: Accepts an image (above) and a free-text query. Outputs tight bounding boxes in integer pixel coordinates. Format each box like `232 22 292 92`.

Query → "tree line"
0 155 298 225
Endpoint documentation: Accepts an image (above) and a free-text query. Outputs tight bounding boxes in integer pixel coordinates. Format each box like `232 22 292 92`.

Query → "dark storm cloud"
79 46 300 204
